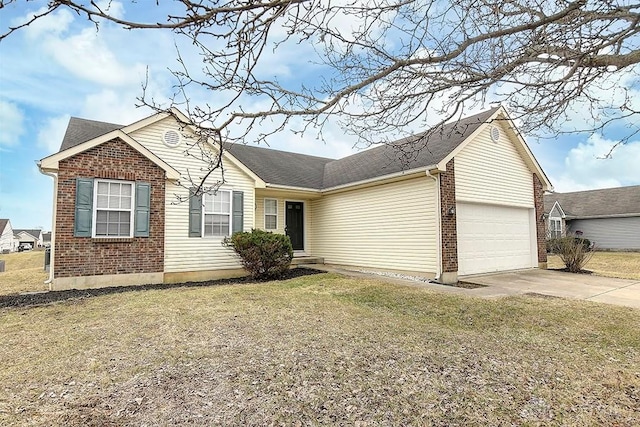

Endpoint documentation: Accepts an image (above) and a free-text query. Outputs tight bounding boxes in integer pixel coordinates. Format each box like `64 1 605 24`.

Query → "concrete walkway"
304 264 640 309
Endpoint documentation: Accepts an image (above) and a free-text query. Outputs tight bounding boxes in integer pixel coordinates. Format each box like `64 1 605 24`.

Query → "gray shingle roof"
13 229 43 239
60 117 123 151
226 144 334 189
322 107 499 188
544 186 640 218
57 107 501 190
227 107 500 189
0 219 8 234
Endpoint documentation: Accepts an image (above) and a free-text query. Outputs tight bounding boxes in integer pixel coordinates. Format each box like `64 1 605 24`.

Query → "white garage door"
457 203 535 276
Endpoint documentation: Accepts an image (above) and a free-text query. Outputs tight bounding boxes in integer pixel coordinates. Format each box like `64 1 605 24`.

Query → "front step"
291 256 324 266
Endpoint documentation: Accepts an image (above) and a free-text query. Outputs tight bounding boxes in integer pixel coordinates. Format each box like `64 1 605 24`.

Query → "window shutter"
134 182 151 237
74 178 94 237
232 191 244 234
189 188 203 237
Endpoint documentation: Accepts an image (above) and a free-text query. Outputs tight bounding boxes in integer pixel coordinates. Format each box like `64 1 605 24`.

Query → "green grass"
1 273 638 426
0 251 48 295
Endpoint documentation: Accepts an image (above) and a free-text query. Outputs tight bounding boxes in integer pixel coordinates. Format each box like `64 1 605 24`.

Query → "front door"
285 201 304 251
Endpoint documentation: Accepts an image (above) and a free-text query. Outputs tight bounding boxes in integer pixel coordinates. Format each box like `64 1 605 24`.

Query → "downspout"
426 169 442 281
38 165 57 289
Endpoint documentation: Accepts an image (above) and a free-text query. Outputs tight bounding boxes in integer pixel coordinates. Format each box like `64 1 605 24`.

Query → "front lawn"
548 251 640 280
1 274 638 426
0 250 48 295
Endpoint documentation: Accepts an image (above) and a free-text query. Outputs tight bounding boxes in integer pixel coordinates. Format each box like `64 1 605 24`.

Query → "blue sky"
1 1 639 231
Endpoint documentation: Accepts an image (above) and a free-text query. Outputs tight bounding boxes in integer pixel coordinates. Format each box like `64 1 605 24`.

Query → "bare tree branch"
3 0 639 176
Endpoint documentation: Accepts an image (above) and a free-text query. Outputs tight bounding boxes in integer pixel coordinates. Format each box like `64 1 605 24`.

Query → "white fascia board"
264 184 322 193
551 200 566 218
39 129 181 180
118 107 193 134
321 166 435 194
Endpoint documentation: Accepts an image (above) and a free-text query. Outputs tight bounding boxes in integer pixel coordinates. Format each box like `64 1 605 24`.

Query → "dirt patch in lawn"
0 267 322 309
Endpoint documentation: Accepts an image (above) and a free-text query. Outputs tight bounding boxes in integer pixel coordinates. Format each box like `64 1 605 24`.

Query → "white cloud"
15 6 74 40
551 134 640 192
0 101 25 146
81 89 155 124
44 27 147 87
37 115 70 153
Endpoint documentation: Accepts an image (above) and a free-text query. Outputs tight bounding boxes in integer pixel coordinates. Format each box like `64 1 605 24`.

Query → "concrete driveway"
461 269 640 309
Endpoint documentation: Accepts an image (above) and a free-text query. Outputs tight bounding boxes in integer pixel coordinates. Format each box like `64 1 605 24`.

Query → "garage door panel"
457 203 534 275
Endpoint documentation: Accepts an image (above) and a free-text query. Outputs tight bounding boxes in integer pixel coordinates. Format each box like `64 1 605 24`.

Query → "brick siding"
533 173 548 264
440 159 458 273
54 138 165 278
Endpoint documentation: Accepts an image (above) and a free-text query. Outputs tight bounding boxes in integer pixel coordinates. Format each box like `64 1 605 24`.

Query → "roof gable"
544 185 640 218
41 129 181 180
0 219 9 234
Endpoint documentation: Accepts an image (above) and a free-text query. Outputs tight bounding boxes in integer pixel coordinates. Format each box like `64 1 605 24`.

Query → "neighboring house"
38 106 552 291
544 186 640 250
42 232 52 247
13 229 43 248
0 219 15 253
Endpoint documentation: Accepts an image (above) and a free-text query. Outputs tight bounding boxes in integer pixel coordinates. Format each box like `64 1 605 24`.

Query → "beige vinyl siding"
310 177 437 274
455 122 534 207
255 192 314 253
130 117 256 273
256 197 286 233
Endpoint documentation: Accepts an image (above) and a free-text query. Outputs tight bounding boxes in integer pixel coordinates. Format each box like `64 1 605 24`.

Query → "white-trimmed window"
93 179 134 237
203 190 231 236
549 218 562 239
264 198 278 230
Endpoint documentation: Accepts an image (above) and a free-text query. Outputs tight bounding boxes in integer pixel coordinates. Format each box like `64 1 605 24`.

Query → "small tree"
547 235 594 273
223 229 293 279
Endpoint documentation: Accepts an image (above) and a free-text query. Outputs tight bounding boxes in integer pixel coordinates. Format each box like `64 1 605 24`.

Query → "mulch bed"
443 281 487 289
0 268 323 309
548 268 593 274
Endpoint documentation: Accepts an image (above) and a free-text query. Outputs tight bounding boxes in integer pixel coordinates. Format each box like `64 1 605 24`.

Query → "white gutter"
426 169 442 281
38 164 57 289
567 213 640 220
265 183 322 193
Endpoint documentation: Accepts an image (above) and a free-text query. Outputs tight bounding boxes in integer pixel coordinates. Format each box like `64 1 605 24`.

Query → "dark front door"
285 201 304 251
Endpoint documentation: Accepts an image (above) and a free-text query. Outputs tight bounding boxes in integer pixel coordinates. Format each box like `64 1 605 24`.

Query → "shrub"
547 235 595 273
223 229 293 279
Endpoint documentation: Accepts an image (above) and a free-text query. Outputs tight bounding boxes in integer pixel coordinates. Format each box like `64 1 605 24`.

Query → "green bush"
547 235 595 273
223 229 293 279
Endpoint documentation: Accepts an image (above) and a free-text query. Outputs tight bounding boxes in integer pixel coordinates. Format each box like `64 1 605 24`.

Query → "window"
549 218 562 239
264 198 278 230
94 180 134 237
75 178 150 238
203 190 231 236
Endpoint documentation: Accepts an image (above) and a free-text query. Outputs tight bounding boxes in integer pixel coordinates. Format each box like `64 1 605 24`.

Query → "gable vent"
490 126 500 142
163 130 181 147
